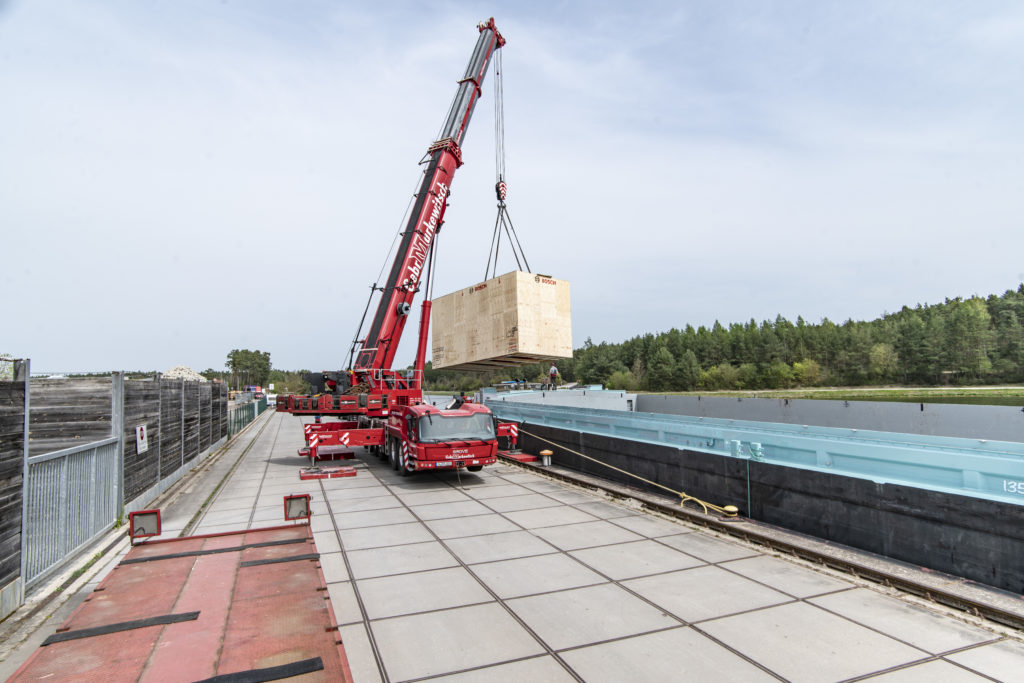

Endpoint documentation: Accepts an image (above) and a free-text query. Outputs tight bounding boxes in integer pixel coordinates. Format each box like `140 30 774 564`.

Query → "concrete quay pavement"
5 409 1024 682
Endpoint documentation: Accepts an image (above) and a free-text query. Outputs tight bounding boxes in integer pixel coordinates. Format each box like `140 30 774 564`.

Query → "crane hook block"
496 181 507 201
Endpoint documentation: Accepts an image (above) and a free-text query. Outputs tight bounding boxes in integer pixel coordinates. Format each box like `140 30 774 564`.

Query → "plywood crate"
431 271 572 371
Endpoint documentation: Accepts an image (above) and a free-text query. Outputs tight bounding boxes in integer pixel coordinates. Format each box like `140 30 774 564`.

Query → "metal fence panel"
23 438 119 588
228 403 255 437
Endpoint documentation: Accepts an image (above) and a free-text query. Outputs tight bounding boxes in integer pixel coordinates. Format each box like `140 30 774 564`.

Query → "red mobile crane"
280 19 508 475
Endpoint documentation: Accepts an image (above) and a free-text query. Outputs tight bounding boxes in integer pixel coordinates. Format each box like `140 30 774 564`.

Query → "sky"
2 0 1023 374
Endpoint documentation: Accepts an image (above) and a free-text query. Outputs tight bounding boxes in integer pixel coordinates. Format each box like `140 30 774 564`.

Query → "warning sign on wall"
136 424 149 454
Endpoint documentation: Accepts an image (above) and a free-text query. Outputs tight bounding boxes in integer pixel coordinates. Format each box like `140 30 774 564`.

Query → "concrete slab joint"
4 410 1023 683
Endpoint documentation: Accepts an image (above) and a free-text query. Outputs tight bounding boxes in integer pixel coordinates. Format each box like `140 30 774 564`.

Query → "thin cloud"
2 1 1022 372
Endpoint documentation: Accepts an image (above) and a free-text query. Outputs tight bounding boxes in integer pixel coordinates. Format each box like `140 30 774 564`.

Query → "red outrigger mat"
499 450 539 463
10 525 353 683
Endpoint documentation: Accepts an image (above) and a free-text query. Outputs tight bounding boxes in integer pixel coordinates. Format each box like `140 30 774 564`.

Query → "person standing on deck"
548 363 559 390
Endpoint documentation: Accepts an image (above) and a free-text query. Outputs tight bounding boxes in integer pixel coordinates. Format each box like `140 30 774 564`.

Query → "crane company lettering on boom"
406 182 448 284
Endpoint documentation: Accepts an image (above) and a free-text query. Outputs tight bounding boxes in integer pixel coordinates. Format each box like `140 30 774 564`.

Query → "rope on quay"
517 427 739 518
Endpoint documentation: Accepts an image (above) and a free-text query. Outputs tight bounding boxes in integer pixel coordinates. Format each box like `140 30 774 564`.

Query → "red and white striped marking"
401 441 410 470
340 432 350 446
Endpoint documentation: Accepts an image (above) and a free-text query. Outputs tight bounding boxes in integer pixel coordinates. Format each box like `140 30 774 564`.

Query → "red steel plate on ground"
500 450 539 463
9 525 353 682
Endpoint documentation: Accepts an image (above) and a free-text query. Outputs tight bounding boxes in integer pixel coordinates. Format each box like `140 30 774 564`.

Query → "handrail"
27 436 118 465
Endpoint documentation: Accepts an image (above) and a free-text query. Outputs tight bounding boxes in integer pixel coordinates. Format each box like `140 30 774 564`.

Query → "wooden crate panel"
432 271 572 371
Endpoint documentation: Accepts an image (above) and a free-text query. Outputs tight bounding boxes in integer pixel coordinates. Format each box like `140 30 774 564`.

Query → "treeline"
208 284 1024 395
202 367 311 394
205 349 310 393
567 285 1024 391
222 349 272 388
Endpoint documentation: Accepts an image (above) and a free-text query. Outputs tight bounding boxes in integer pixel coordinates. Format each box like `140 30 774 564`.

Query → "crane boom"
353 18 505 378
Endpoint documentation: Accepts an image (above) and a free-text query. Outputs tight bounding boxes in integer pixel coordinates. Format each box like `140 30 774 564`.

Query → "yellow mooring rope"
517 428 739 518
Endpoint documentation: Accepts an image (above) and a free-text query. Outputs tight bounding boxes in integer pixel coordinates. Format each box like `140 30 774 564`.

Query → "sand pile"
163 365 208 382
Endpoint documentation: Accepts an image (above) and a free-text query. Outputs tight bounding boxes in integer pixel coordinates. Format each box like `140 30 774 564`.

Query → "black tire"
388 439 398 470
467 465 483 472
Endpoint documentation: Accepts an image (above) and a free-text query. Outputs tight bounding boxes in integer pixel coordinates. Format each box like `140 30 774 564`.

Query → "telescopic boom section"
353 19 505 379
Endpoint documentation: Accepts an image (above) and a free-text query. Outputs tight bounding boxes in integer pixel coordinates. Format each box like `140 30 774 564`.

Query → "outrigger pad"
299 466 357 480
500 451 538 463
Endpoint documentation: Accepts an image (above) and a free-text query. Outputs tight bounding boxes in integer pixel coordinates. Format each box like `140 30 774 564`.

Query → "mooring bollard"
540 449 553 467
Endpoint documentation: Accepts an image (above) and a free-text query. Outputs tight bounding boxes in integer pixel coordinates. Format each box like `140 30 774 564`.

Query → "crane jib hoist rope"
484 47 531 281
